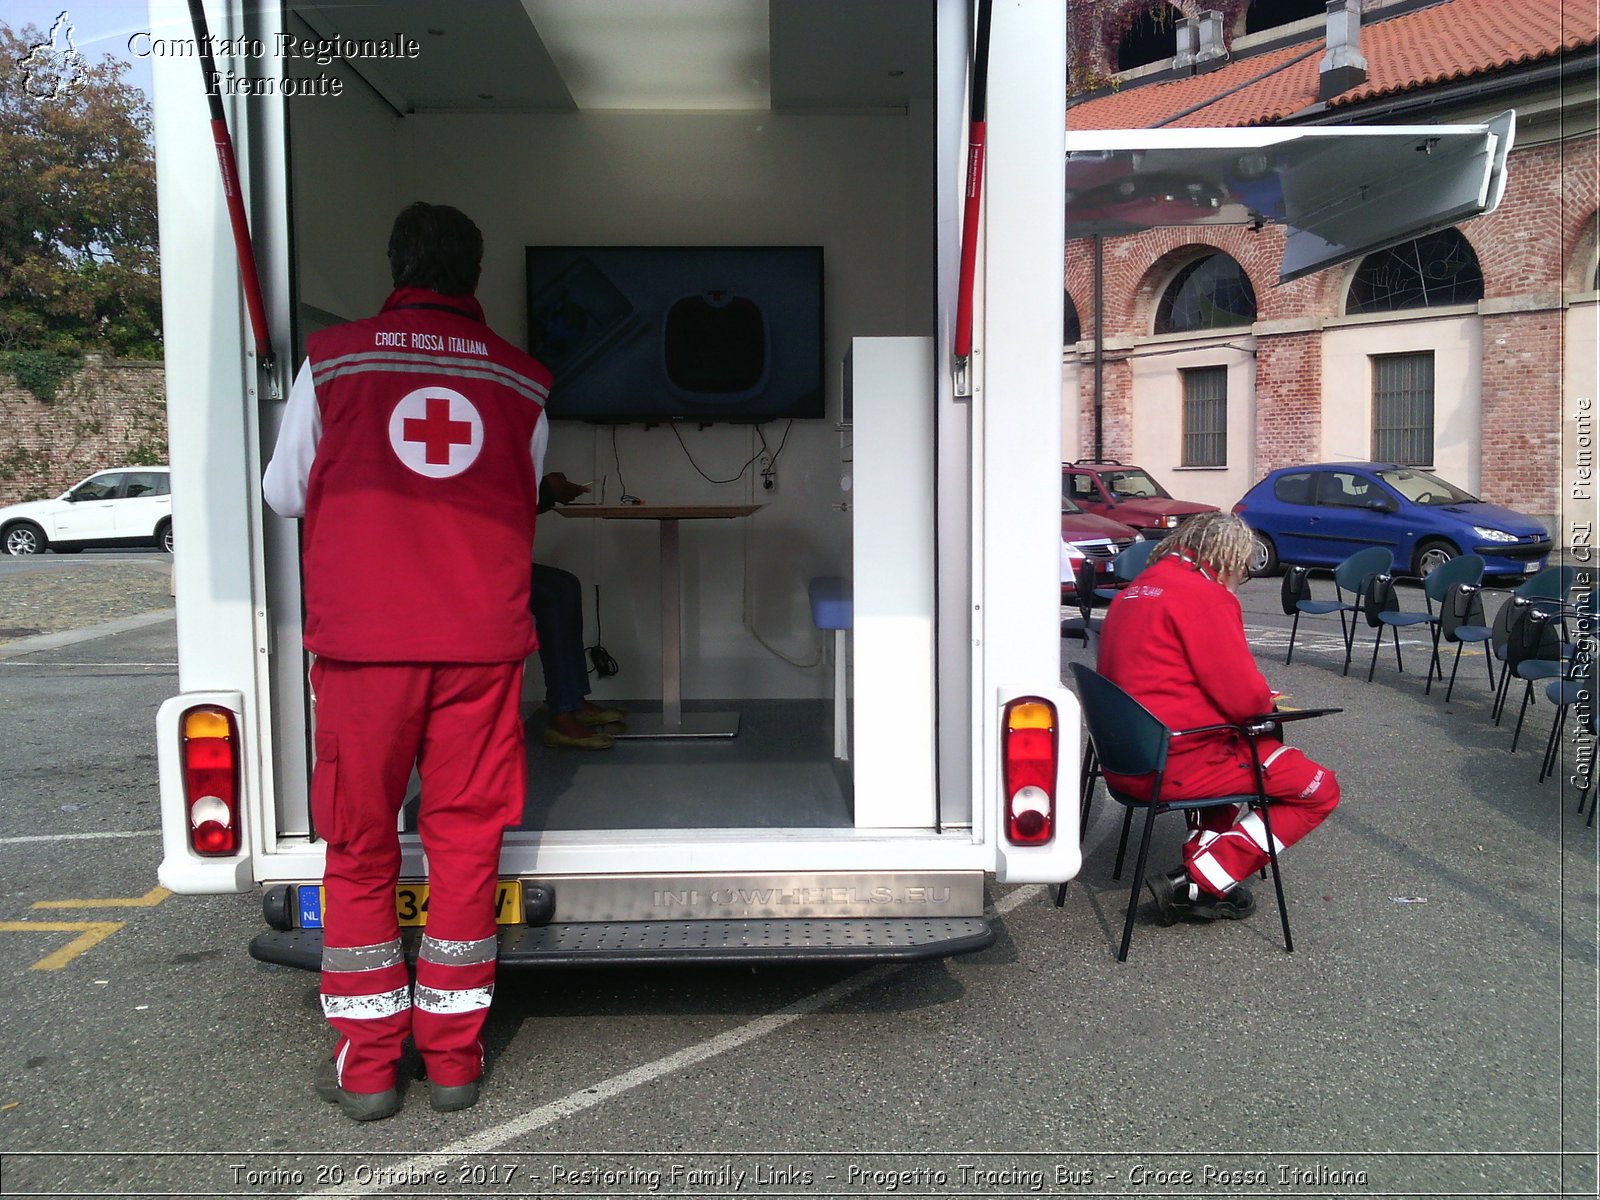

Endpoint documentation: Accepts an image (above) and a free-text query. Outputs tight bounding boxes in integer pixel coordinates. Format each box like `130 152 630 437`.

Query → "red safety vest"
299 287 549 663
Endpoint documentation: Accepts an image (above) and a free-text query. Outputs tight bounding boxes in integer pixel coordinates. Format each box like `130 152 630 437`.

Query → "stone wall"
0 354 167 505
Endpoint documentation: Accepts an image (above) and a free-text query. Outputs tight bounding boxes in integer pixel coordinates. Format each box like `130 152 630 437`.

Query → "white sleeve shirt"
262 357 549 518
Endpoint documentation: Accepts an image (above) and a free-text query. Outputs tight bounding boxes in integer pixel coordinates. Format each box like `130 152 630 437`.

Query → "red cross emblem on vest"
387 386 483 479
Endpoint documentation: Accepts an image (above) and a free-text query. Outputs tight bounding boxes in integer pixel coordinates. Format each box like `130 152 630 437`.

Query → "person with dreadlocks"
1096 511 1340 924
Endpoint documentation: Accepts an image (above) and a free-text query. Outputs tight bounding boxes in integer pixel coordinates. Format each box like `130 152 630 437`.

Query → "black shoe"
315 1056 402 1122
1188 884 1255 921
1144 869 1183 926
430 1077 481 1113
1146 869 1255 924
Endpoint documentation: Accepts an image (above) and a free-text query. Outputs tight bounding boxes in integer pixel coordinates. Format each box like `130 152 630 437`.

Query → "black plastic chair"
1516 564 1578 605
1061 558 1098 644
1285 546 1393 674
1496 600 1565 746
1093 539 1157 601
1067 662 1339 961
1364 553 1485 687
1440 580 1496 701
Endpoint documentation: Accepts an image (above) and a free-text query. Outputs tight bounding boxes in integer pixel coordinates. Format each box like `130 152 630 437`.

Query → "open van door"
983 109 1515 886
1061 113 1515 279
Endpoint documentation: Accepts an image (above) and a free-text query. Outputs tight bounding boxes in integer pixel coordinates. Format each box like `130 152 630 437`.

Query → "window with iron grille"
1372 352 1434 465
1181 366 1227 466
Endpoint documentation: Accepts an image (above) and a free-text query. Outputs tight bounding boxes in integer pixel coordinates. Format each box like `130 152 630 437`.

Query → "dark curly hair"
386 202 483 295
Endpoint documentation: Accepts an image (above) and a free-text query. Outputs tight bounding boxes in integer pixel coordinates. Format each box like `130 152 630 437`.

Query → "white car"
1 466 173 555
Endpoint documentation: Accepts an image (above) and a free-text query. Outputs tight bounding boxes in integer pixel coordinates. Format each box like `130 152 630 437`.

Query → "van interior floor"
516 699 853 831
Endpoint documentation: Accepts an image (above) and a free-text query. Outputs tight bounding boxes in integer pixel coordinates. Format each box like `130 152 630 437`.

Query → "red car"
1060 495 1143 602
1063 460 1218 540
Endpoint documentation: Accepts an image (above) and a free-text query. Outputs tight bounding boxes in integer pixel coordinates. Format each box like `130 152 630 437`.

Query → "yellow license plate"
315 881 523 926
396 880 523 926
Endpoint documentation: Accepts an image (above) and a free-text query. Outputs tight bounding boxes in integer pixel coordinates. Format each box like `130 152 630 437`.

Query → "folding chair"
1364 554 1485 687
1284 546 1392 674
1496 600 1565 748
1093 539 1157 602
1067 662 1339 961
1061 558 1097 644
1440 580 1496 701
1539 676 1596 812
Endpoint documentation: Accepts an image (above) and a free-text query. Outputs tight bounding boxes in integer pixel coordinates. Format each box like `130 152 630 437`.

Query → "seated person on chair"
533 472 625 750
1097 512 1341 924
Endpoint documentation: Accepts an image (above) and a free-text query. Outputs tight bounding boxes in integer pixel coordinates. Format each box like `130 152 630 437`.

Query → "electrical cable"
586 582 619 678
610 425 640 503
669 423 766 484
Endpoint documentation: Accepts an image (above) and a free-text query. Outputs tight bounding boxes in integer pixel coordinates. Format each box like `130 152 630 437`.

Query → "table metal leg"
612 517 740 739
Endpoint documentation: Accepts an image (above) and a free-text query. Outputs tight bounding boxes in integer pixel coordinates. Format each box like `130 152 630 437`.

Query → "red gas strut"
952 0 993 391
185 0 274 373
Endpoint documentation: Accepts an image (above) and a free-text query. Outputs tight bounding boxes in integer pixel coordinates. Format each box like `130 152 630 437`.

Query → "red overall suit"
266 287 549 1094
1096 554 1340 897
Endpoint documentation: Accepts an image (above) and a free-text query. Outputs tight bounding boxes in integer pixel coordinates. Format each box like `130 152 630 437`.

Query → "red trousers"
1169 741 1340 898
310 658 525 1093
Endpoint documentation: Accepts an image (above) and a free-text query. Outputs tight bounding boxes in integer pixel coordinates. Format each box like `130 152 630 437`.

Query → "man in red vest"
264 202 549 1121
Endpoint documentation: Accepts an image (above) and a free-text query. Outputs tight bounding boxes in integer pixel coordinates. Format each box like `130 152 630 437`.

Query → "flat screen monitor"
525 246 825 423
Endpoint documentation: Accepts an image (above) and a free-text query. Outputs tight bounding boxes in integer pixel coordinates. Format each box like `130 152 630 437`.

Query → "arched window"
1116 4 1185 73
1154 252 1257 334
1064 291 1082 345
1345 229 1484 314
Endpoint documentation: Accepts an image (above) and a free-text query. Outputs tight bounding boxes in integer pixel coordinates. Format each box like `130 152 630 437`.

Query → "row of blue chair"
1287 555 1592 822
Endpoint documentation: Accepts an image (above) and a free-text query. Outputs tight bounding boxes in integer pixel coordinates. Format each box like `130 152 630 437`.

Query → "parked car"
0 466 173 556
1060 496 1143 602
1062 460 1218 539
1233 462 1551 579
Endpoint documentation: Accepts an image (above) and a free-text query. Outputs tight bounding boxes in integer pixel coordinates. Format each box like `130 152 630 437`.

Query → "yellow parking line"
31 886 171 910
0 921 125 970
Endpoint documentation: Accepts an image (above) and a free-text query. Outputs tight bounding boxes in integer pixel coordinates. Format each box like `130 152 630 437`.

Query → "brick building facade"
0 355 167 505
1062 0 1598 530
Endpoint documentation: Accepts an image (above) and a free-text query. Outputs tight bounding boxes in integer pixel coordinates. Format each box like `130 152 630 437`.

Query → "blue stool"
808 576 853 759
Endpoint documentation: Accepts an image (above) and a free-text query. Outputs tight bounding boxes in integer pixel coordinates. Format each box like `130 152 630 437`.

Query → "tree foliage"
0 20 161 358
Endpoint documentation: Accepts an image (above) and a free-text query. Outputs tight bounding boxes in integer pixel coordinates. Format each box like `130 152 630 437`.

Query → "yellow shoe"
575 705 627 726
542 726 616 751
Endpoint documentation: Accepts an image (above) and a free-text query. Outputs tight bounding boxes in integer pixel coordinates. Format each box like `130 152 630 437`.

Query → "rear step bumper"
250 917 994 971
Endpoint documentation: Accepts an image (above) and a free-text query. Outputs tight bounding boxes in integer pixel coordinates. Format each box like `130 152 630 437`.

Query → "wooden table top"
555 503 762 520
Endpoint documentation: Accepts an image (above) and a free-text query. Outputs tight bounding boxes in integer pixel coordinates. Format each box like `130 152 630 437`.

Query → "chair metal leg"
1426 625 1443 687
1117 804 1161 962
1339 610 1354 675
1367 624 1384 682
1492 662 1513 723
1112 806 1134 880
1053 881 1069 907
1445 642 1465 701
1256 802 1293 954
1079 745 1099 840
1539 703 1566 783
1286 612 1301 665
1392 624 1404 673
1510 680 1534 752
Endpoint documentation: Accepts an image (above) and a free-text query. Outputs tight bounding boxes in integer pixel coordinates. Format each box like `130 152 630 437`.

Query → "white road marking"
0 611 175 661
0 829 161 846
304 883 1046 1198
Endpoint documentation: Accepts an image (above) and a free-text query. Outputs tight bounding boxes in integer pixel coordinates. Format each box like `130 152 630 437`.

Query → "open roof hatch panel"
1063 110 1515 283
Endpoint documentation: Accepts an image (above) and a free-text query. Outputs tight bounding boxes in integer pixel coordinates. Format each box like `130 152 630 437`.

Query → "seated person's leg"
1175 744 1339 911
529 564 624 749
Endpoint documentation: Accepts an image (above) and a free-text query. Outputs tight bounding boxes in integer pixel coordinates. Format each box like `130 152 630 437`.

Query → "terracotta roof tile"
1067 0 1598 130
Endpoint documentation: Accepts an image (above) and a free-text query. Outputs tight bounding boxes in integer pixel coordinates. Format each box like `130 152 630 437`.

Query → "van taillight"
182 706 239 856
1003 698 1056 845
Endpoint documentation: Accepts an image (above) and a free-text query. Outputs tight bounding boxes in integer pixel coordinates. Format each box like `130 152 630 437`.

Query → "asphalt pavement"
0 560 1594 1198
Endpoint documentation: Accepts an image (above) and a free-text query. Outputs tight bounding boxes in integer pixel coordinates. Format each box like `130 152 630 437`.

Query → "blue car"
1234 463 1552 579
